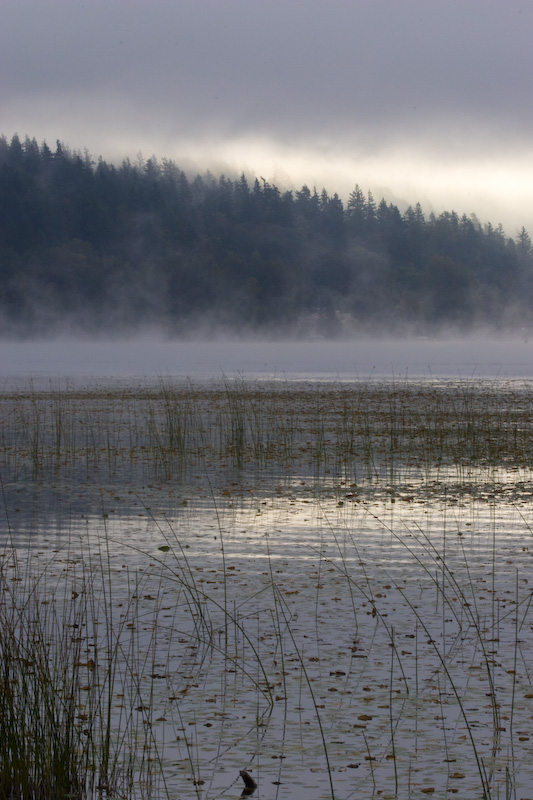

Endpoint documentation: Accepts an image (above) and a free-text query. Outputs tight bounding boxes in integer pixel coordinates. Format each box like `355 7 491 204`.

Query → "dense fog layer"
1 335 532 386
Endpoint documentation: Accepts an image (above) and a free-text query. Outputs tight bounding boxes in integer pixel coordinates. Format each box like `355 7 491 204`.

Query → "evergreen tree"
0 132 530 336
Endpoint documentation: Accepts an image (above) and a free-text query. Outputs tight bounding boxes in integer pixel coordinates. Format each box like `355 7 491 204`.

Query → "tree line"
1 133 532 336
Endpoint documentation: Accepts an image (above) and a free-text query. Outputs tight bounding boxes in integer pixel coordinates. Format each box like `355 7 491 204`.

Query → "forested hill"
1 133 532 337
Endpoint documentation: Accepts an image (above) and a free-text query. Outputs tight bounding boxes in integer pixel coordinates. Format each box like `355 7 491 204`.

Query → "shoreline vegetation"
2 378 533 799
1 133 532 337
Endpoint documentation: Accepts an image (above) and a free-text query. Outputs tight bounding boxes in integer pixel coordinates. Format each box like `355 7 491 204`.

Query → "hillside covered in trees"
1 133 532 337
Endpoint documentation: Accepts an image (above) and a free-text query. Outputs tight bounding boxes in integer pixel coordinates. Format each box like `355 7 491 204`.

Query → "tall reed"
2 378 533 487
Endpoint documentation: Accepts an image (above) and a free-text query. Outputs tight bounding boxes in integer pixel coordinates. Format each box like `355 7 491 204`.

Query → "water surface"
2 376 533 798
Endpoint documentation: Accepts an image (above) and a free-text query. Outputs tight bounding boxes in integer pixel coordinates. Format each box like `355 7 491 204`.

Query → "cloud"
2 0 532 232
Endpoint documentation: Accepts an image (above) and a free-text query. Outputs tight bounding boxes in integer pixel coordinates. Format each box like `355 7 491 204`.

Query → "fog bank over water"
1 336 532 387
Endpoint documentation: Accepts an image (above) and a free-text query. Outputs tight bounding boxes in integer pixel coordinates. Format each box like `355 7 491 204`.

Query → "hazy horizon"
2 334 532 386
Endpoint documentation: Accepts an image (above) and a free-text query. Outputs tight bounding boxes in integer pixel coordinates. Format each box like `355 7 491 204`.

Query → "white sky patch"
6 112 532 236
129 134 533 236
4 82 532 237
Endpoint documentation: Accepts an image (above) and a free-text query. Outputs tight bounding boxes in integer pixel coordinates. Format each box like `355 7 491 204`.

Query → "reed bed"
0 539 160 800
1 377 532 486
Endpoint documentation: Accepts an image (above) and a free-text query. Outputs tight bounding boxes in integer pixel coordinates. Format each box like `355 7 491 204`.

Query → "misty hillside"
1 133 532 337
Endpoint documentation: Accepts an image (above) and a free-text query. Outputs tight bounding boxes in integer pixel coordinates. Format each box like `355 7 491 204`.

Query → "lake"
1 339 533 799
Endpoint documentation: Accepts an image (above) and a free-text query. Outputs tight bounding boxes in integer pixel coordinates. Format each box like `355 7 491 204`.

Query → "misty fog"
2 335 532 388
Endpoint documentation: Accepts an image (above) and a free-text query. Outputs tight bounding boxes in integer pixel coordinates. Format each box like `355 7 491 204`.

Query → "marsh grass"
0 531 174 800
2 378 533 489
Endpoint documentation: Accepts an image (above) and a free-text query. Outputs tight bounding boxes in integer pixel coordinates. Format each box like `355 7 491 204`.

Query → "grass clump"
0 543 166 800
0 556 88 799
0 605 84 799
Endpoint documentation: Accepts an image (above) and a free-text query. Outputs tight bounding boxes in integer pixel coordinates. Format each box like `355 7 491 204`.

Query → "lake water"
1 341 533 799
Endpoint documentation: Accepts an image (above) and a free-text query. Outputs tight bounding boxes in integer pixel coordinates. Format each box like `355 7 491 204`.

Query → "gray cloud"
2 0 533 230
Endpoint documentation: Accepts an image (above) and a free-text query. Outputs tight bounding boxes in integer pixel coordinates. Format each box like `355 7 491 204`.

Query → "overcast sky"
2 0 532 234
